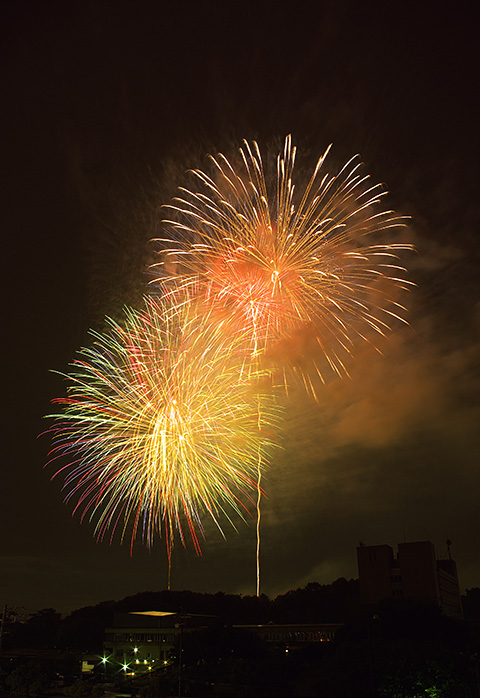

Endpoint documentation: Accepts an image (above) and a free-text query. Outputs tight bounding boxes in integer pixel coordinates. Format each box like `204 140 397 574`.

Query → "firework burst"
47 293 280 558
154 135 413 391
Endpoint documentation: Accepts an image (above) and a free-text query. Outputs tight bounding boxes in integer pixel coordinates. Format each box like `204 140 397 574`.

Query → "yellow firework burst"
47 291 281 557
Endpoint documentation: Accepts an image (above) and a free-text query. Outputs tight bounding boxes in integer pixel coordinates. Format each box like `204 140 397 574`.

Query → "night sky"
3 0 479 616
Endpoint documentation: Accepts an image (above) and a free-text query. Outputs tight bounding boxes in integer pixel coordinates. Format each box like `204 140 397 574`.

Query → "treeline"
3 578 360 651
3 582 480 655
1 587 480 696
115 577 361 624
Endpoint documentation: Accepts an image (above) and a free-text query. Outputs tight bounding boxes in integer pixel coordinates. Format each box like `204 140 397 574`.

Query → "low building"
357 540 463 618
102 610 216 676
102 610 344 675
234 622 344 648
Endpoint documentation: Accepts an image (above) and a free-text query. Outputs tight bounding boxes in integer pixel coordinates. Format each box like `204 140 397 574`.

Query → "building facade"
234 623 344 647
103 611 183 676
101 611 344 675
357 540 463 618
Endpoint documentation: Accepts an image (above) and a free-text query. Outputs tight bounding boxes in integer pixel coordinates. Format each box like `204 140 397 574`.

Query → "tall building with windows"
356 540 463 619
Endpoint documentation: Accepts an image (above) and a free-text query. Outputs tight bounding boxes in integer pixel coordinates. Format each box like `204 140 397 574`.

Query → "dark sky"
3 0 479 616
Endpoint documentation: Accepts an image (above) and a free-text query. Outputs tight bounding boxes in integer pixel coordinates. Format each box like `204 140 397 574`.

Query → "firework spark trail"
47 292 281 572
153 135 413 593
154 135 414 394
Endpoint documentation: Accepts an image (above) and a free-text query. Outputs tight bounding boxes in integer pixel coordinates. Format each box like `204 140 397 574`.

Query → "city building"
357 540 463 618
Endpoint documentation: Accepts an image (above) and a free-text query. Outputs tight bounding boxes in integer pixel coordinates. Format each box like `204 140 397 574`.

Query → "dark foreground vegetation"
1 582 479 697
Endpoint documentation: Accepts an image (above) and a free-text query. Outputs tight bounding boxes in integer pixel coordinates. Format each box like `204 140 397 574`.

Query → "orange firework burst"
154 136 413 390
